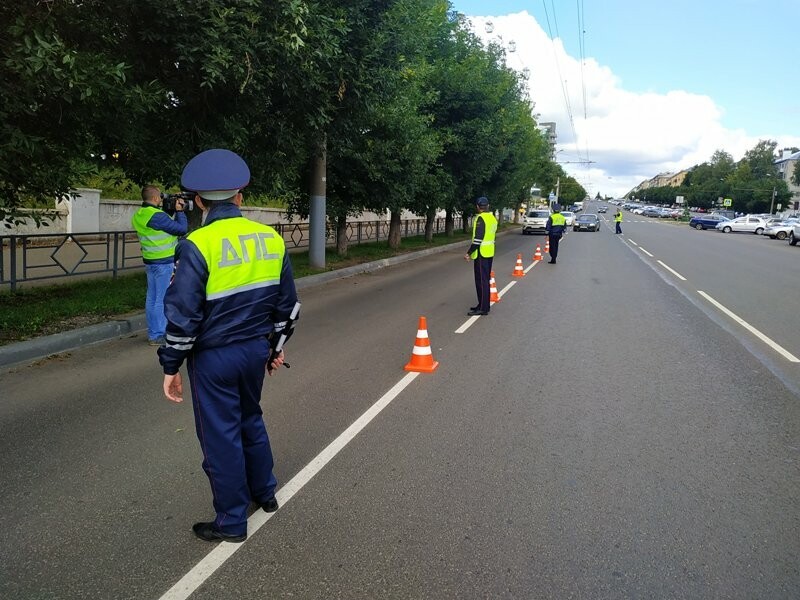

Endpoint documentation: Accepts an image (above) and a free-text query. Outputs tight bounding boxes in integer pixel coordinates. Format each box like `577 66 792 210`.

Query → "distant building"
538 122 557 157
628 169 689 196
774 148 800 212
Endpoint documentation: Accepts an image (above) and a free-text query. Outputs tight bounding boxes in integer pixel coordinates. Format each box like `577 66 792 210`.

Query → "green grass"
0 227 479 344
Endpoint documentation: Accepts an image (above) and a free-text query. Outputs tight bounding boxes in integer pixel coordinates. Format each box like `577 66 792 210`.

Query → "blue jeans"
145 262 173 340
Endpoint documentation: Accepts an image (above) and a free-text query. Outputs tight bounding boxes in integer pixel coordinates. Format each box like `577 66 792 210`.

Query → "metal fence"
1 217 463 291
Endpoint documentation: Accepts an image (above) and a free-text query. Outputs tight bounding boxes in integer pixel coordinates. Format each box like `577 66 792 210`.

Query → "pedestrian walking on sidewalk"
158 149 299 544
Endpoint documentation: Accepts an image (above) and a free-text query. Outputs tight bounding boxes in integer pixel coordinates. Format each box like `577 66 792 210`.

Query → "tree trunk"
461 209 470 234
424 207 436 242
445 208 454 236
336 213 348 257
388 210 402 249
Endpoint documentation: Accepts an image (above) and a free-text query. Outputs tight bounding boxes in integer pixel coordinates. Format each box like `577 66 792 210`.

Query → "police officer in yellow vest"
545 204 567 264
158 149 299 543
463 196 497 316
131 185 188 345
614 208 623 234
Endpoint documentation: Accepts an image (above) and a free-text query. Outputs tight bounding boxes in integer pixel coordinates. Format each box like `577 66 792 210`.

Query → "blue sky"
449 0 800 196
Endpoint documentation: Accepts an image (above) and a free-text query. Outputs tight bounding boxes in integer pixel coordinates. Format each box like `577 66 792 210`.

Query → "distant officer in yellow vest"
463 196 497 316
158 149 299 543
131 185 188 345
614 208 623 234
545 204 567 264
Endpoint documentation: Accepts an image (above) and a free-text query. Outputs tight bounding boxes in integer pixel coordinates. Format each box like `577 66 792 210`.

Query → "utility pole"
770 185 777 215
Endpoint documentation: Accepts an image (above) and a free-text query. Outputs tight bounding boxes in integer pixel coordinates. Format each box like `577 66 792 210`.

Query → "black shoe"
469 305 479 311
467 309 489 316
548 259 556 264
192 521 246 543
260 497 279 513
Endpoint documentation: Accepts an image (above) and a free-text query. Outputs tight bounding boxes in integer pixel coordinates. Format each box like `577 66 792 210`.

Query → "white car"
522 209 550 234
715 215 768 234
561 211 576 226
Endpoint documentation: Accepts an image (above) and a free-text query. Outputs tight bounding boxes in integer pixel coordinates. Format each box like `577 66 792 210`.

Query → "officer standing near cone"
158 149 299 543
463 196 497 316
545 203 567 264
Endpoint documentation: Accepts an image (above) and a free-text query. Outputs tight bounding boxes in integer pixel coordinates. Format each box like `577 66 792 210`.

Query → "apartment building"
774 148 800 211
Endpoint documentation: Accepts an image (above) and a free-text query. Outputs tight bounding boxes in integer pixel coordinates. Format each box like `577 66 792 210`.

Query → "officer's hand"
164 373 183 403
175 199 185 211
464 253 471 261
267 350 285 376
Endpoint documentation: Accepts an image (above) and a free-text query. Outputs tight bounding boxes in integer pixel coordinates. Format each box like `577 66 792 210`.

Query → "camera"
160 191 195 214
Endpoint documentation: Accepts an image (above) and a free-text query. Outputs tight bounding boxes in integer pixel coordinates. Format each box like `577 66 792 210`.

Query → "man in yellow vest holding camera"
131 185 188 345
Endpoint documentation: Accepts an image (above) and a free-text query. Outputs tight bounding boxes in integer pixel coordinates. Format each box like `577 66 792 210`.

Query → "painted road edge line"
523 260 539 274
697 291 800 363
627 239 638 246
159 371 421 600
639 247 654 257
656 260 687 281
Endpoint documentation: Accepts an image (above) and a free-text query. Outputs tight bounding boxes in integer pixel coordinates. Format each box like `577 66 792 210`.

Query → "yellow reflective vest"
187 216 285 301
471 212 498 259
132 206 179 261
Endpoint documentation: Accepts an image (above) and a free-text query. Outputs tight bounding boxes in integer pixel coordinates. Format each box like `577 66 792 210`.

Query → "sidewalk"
0 238 472 369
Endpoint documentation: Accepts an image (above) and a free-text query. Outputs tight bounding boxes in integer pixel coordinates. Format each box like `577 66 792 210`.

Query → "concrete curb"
0 313 149 369
1 237 479 369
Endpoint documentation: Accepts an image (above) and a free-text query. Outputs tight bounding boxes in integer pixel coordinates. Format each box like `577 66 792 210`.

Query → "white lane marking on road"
639 247 654 257
523 260 539 274
455 315 481 333
159 372 421 600
697 291 800 363
498 281 516 298
627 239 638 246
656 260 687 281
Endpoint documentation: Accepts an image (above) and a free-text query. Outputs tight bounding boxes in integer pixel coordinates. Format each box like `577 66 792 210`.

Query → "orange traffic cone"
404 316 439 373
533 245 543 261
512 254 525 277
490 271 501 303
544 238 550 254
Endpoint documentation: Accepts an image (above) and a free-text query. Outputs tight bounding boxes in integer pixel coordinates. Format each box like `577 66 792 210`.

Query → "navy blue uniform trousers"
473 255 493 312
548 233 562 260
187 337 277 536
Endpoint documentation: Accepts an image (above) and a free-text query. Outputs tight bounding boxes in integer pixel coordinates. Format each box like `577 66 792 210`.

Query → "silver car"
715 215 768 234
790 222 800 246
761 220 799 240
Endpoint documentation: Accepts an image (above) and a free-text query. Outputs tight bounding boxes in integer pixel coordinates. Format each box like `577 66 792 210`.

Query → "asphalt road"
1 206 798 599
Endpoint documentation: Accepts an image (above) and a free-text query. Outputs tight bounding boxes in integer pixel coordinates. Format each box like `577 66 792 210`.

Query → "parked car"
689 215 729 230
522 209 550 234
573 214 600 232
789 221 800 246
642 207 661 218
715 215 768 234
761 220 799 240
561 211 576 226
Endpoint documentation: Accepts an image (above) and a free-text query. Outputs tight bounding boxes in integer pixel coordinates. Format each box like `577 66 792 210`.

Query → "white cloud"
468 12 800 197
